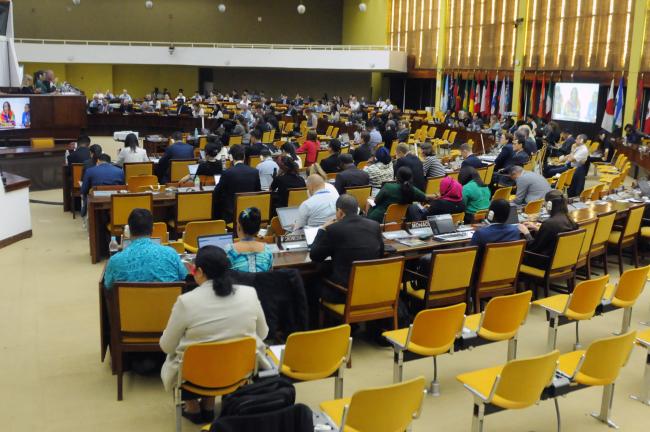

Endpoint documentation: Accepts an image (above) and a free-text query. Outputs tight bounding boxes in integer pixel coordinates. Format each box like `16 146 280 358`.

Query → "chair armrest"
404 268 428 279
323 279 348 293
523 250 549 260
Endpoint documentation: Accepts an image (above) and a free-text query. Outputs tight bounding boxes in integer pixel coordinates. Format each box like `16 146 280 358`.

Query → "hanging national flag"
474 81 481 114
481 77 491 116
529 75 537 117
491 74 499 115
498 76 507 116
537 75 546 118
462 79 470 111
440 74 448 113
504 77 511 112
454 75 461 112
614 77 625 130
601 79 616 133
634 78 644 129
468 80 476 114
545 79 553 119
644 98 650 134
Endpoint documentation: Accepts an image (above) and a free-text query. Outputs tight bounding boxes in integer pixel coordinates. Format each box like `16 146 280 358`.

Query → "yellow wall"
341 0 388 46
65 64 113 96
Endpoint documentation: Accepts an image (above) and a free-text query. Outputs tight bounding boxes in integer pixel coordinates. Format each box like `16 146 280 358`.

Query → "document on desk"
396 238 428 247
382 230 411 240
93 190 118 197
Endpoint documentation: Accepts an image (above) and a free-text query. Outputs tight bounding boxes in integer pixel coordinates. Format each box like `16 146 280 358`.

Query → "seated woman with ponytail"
226 207 273 273
160 245 269 424
367 166 426 223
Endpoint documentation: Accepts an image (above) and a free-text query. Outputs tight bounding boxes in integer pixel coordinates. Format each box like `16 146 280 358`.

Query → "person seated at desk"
245 129 272 158
67 135 92 165
363 146 394 189
493 132 514 171
80 153 124 215
394 143 426 191
624 123 648 145
421 141 447 177
470 199 522 249
307 164 340 195
160 245 268 423
157 131 195 183
270 156 306 208
178 141 224 183
509 165 551 205
494 137 530 186
257 148 279 191
212 144 261 223
518 190 578 267
103 209 187 290
367 166 426 223
320 139 342 174
280 142 302 169
117 133 148 166
459 165 491 224
296 130 320 167
294 174 338 230
226 207 273 273
458 143 484 170
422 176 465 217
334 153 370 195
543 134 589 196
352 131 373 165
310 195 383 303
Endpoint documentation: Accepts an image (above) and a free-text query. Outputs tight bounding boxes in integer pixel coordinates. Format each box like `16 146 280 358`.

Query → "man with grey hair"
543 133 589 196
293 174 339 230
460 142 485 169
509 165 551 205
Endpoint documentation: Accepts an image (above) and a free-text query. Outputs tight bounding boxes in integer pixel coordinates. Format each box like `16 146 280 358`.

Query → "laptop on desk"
197 234 234 251
276 206 301 231
427 214 474 242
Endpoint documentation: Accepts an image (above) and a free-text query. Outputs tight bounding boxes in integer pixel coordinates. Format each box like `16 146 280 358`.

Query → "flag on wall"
644 98 650 134
614 77 625 130
529 75 537 117
481 78 491 116
601 79 616 132
474 81 481 114
537 75 546 118
545 79 553 119
440 75 448 113
498 77 507 116
468 80 475 114
491 74 499 115
634 78 644 130
462 79 470 111
454 75 461 111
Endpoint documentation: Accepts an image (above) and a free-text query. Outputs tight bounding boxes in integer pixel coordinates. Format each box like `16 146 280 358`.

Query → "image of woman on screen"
1 101 16 126
563 87 581 118
22 104 30 128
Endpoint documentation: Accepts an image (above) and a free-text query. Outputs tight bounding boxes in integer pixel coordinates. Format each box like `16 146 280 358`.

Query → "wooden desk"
409 121 496 155
0 173 32 248
614 142 650 178
0 144 68 190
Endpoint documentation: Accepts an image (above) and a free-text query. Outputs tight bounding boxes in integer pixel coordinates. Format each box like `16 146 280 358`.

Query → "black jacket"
212 162 261 222
394 154 426 191
270 173 306 208
461 154 485 169
494 144 514 171
68 146 91 165
334 165 370 194
310 214 384 286
526 214 578 259
210 403 313 432
319 154 340 173
352 144 372 165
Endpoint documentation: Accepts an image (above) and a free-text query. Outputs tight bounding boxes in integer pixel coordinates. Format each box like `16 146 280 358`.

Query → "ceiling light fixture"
145 0 153 9
297 3 306 14
359 2 367 12
217 3 226 13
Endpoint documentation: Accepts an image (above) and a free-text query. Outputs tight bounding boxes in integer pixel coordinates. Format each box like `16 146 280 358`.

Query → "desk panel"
0 145 67 190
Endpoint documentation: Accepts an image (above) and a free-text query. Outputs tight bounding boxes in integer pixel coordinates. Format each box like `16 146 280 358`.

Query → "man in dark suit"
459 143 485 169
212 144 261 223
67 135 92 165
494 138 514 171
352 132 373 165
157 131 195 182
245 130 272 158
334 153 370 194
310 194 384 303
80 153 124 217
470 199 521 249
393 142 426 191
320 139 341 173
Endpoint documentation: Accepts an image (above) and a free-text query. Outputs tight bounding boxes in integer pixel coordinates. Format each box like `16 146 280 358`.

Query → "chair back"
484 164 495 184
575 331 637 386
425 247 478 304
591 210 617 250
591 183 605 200
287 188 309 207
71 163 84 191
580 187 594 202
441 129 450 141
564 167 577 190
261 131 273 144
183 220 227 249
270 216 286 236
345 186 372 207
491 186 512 202
566 275 609 320
124 162 154 180
357 160 368 170
235 192 272 230
451 212 465 225
476 240 526 289
176 191 213 224
110 193 153 227
493 351 560 409
297 153 307 167
316 149 329 164
152 222 169 244
282 325 351 379
182 337 257 391
170 159 198 182
621 204 645 239
228 135 243 145
549 229 585 272
554 171 569 190
247 155 262 168
524 199 543 215
113 282 183 336
344 377 426 432
409 303 466 355
425 176 445 195
609 264 650 306
345 257 404 321
576 219 598 261
383 203 410 226
126 175 158 192
476 166 488 184
31 137 54 148
480 291 532 339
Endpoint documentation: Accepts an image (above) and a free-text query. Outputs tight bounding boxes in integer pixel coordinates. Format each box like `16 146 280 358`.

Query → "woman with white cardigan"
116 133 149 165
160 246 268 424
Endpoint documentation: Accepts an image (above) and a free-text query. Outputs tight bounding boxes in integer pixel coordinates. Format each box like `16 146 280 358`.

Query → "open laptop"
276 206 301 231
427 214 474 242
188 164 200 177
197 234 234 251
638 179 650 198
304 226 320 247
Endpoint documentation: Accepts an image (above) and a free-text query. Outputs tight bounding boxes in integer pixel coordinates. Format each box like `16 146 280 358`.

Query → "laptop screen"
197 234 234 251
506 204 519 224
304 226 320 246
276 206 300 230
188 164 200 176
427 214 456 235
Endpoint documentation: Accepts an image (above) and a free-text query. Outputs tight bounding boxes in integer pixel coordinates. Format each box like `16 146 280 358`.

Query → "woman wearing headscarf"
363 146 394 189
424 176 466 216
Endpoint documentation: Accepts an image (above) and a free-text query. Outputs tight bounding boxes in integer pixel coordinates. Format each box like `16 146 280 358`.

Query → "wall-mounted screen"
0 97 31 130
551 82 599 123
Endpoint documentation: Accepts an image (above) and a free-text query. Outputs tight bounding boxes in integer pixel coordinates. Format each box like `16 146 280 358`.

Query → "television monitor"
551 82 599 123
0 97 31 130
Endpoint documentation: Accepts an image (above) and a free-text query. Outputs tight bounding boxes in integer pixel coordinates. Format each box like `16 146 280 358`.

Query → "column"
511 0 530 119
623 0 649 126
434 0 449 112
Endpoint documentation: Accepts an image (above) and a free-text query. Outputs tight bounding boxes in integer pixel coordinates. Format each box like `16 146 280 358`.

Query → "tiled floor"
0 142 648 431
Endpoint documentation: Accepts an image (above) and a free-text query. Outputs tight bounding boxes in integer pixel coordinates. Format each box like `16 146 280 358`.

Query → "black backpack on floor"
220 376 296 417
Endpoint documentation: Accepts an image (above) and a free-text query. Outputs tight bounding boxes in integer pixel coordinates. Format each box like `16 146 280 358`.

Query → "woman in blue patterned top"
226 207 273 272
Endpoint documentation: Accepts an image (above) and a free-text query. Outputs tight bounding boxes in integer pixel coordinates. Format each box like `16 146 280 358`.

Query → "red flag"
634 78 644 129
537 75 546 118
482 77 491 116
601 79 615 132
644 98 650 134
529 75 537 117
453 75 460 112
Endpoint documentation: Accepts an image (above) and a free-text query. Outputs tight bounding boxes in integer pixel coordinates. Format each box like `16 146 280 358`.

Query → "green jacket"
462 180 491 214
367 182 426 222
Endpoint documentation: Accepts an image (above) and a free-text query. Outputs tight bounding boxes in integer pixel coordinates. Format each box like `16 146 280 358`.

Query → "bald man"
293 174 339 230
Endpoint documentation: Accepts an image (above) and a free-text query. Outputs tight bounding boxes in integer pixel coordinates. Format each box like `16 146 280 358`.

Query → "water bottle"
64 149 70 165
194 128 199 138
194 175 201 190
109 236 119 256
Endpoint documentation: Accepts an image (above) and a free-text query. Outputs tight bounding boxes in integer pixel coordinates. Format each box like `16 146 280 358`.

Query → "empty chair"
382 203 410 228
319 377 426 432
607 203 644 275
456 350 560 432
601 264 650 333
533 275 609 351
123 162 154 179
383 303 466 396
425 175 445 195
182 220 227 253
473 240 526 312
272 325 352 398
630 328 650 405
170 159 198 182
171 191 213 233
491 186 512 202
70 163 85 218
126 175 158 192
588 210 617 275
287 187 309 207
152 222 170 244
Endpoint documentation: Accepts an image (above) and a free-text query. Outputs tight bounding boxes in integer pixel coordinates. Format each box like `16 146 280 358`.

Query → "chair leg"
618 247 624 276
554 397 562 432
507 336 518 361
471 400 486 432
175 386 183 432
633 240 640 268
547 315 560 351
429 356 440 397
590 383 619 428
574 321 581 350
602 251 609 275
629 350 650 405
116 350 123 401
620 308 633 334
474 291 481 314
585 257 592 280
393 350 404 383
334 369 344 399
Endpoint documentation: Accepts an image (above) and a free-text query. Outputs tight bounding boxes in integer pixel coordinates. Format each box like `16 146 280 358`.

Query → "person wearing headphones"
469 199 522 249
519 190 578 264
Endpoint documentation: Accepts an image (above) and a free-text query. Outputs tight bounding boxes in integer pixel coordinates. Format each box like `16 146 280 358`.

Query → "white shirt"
257 158 279 190
117 147 148 165
570 144 589 167
295 187 338 229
